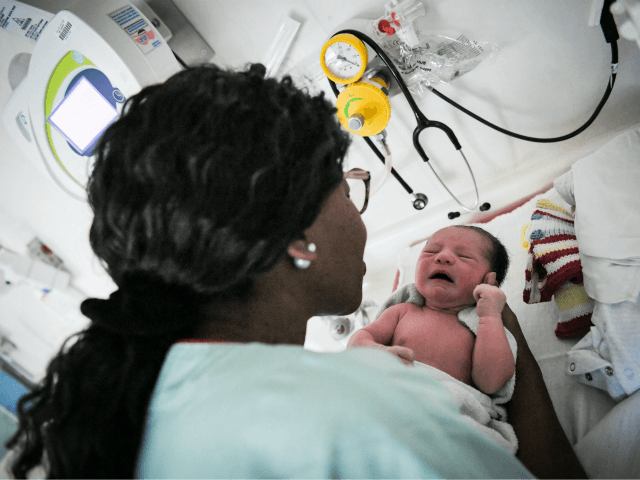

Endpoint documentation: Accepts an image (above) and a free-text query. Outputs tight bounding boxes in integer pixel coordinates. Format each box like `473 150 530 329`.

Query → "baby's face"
415 227 493 312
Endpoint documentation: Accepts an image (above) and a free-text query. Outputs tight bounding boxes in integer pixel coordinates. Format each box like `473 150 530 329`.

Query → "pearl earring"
293 243 316 270
294 258 311 269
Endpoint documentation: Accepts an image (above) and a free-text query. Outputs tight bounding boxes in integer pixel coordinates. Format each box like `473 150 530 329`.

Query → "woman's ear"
483 271 498 286
287 239 318 262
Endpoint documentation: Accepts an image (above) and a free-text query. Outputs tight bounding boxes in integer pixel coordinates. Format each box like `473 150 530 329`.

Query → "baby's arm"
347 304 415 365
471 284 516 394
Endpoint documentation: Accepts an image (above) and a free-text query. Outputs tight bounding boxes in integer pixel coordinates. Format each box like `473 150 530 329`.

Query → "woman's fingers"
386 346 415 365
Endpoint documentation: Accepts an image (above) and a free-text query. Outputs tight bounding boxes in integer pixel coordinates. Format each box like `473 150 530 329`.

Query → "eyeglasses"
344 168 370 214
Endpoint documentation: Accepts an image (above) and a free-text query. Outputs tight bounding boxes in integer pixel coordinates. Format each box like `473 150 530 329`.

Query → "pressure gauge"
320 33 368 84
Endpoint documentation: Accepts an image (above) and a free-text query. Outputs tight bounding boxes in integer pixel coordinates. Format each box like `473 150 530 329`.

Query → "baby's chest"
392 307 475 353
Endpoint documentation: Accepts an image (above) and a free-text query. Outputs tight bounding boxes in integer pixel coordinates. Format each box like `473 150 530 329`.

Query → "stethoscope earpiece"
448 202 491 220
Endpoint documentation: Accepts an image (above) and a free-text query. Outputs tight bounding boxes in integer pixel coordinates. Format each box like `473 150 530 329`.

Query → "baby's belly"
392 315 475 385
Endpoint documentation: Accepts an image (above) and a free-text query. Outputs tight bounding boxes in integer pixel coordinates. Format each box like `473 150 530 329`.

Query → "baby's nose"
435 250 455 263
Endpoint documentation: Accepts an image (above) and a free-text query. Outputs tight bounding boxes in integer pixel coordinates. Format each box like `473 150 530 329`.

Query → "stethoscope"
328 29 483 216
326 24 618 218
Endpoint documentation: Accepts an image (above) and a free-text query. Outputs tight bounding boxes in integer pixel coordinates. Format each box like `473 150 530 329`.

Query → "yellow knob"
335 82 391 137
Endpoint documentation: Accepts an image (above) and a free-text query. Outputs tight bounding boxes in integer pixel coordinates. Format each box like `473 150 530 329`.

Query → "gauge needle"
337 54 359 66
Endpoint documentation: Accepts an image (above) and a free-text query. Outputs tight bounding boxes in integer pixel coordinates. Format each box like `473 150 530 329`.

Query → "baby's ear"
483 271 498 286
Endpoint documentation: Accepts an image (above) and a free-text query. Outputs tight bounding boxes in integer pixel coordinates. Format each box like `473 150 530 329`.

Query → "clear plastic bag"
376 32 499 96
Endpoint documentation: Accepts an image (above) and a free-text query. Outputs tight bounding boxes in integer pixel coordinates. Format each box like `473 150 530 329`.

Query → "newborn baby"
349 226 514 395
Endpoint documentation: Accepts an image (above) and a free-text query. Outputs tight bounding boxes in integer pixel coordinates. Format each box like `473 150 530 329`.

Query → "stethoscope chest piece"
412 193 428 210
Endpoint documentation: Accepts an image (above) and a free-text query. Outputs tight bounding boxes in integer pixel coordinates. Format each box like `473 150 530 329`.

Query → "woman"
5 64 584 478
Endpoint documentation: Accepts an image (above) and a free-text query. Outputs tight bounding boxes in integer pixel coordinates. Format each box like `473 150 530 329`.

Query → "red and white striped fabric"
523 199 593 338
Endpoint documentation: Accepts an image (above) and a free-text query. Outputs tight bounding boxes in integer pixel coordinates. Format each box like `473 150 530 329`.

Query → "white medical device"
2 0 185 201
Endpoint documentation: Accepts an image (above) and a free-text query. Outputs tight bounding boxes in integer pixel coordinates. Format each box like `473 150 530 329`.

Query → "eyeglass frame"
343 168 371 214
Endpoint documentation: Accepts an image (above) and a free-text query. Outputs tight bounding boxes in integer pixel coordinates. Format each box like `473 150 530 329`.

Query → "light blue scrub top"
136 342 533 479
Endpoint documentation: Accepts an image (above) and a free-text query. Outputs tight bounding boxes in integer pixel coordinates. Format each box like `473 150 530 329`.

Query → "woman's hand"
502 303 587 478
500 303 523 340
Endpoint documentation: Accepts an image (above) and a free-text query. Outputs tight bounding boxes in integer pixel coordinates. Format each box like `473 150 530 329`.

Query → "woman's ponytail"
7 284 199 478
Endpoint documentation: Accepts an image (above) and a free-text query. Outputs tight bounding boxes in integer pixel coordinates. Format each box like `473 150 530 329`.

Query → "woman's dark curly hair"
5 63 351 478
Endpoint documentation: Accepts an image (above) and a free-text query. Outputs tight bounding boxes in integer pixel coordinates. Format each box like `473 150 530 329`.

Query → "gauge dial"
320 34 368 84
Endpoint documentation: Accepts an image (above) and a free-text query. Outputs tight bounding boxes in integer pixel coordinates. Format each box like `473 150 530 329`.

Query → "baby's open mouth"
430 273 454 283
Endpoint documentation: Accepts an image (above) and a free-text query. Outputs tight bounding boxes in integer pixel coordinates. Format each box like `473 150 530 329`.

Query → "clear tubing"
370 135 393 196
370 154 392 196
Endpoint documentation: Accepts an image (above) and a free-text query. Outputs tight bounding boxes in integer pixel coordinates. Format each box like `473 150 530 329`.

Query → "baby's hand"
473 284 507 318
384 346 415 366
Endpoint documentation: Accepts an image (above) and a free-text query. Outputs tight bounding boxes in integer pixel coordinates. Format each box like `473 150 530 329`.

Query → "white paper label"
109 5 162 55
0 0 53 42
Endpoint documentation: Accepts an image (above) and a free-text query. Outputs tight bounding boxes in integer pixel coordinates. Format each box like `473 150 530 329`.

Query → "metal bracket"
134 0 216 66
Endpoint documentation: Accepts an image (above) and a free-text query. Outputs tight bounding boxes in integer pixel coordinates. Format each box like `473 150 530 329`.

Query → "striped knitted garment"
523 199 594 338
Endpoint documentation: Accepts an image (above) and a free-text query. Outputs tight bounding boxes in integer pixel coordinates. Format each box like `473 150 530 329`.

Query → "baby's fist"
473 284 506 318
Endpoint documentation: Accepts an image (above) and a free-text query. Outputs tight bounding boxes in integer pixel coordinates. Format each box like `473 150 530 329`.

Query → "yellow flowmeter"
321 33 391 137
335 80 391 136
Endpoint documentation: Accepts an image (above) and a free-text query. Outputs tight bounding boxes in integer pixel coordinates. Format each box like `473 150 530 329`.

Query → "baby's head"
415 226 509 312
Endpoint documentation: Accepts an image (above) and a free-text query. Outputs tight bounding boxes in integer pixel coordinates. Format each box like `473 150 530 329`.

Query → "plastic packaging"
376 32 499 96
365 1 498 96
370 0 426 48
263 16 301 78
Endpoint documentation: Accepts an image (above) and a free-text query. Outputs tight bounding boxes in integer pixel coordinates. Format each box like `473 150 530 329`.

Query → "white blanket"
554 126 640 304
415 362 518 455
